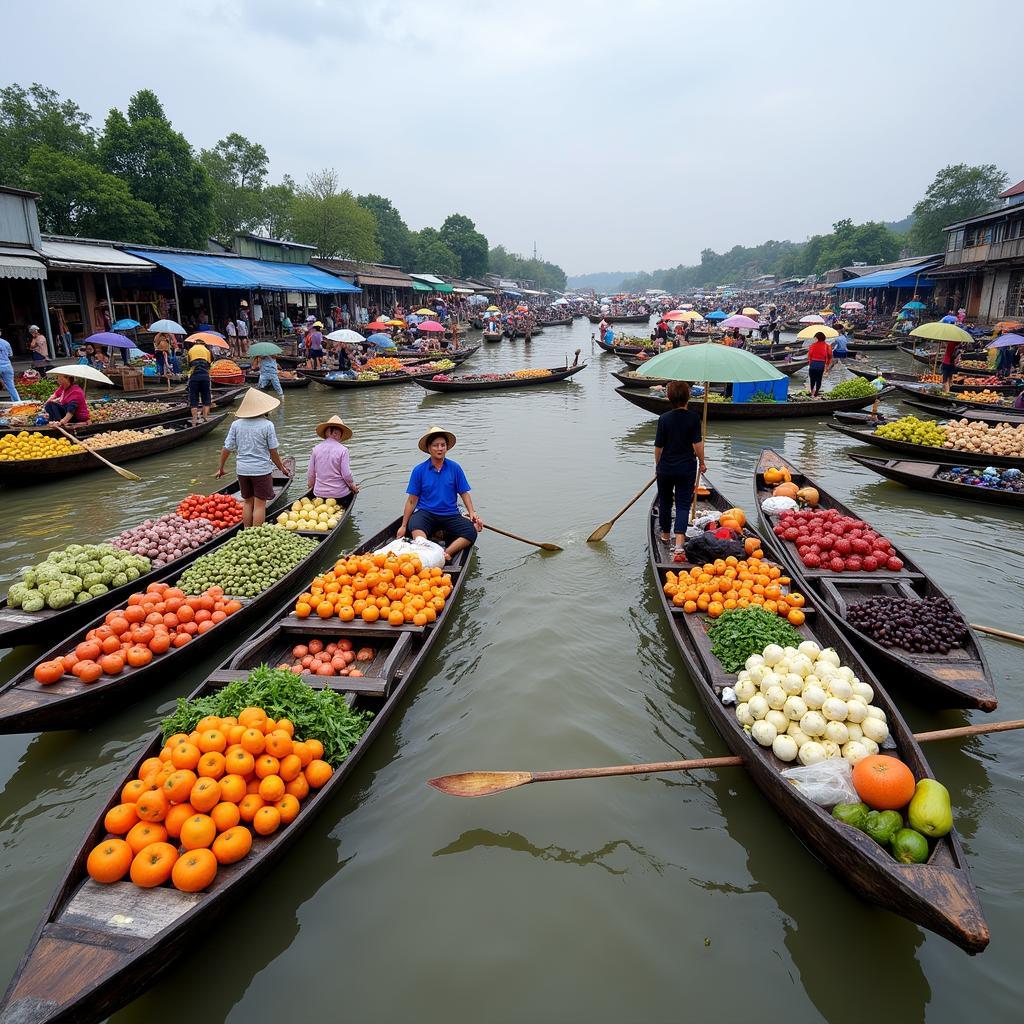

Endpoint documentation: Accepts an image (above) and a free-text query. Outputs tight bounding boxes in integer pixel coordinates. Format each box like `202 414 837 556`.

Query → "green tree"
908 163 1009 254
25 147 160 241
199 132 269 240
486 245 566 290
815 221 900 274
0 83 95 188
357 194 416 268
97 89 214 248
413 228 460 276
258 176 297 240
289 169 380 260
439 213 488 277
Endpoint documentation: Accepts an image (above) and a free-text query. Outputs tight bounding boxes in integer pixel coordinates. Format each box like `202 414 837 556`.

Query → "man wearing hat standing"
187 343 213 426
308 415 359 501
215 388 290 527
397 426 481 564
307 321 325 370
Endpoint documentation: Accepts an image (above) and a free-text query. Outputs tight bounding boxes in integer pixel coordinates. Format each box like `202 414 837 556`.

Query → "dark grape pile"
846 596 968 654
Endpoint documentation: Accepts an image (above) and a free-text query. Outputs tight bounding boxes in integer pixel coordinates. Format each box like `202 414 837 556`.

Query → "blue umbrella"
941 314 958 323
902 301 926 310
705 310 729 321
111 318 141 330
365 333 396 348
85 330 135 350
148 319 187 334
985 333 1024 349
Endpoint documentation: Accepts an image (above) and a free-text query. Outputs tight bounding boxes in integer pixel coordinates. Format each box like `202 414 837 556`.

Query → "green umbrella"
909 321 973 345
248 342 283 357
637 345 784 525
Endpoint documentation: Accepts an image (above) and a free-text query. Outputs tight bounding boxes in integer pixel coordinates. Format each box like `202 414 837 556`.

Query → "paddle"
483 523 562 552
428 718 1024 798
587 477 657 542
970 623 1024 645
52 422 142 482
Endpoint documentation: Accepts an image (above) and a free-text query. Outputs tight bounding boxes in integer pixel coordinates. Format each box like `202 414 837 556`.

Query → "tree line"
0 82 567 288
616 164 1009 293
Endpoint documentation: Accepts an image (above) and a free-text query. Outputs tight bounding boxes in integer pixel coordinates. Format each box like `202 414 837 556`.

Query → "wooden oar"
971 623 1024 645
483 523 562 552
52 423 142 482
428 719 1024 798
587 476 656 542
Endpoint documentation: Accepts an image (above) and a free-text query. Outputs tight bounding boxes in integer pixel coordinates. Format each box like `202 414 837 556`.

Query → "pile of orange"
86 706 333 893
664 554 807 624
293 551 452 627
33 582 243 686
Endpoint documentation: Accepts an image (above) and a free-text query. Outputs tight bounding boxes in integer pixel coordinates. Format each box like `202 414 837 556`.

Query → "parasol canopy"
186 331 229 349
84 331 134 350
741 307 761 316
637 345 784 383
486 305 501 312
720 315 760 330
902 301 927 311
417 320 445 333
799 314 826 324
840 301 864 311
797 324 839 340
909 321 973 344
148 319 186 334
327 329 364 344
365 333 396 347
985 333 1024 349
247 342 283 357
111 319 141 330
705 310 728 321
414 308 437 316
365 321 392 331
47 364 114 385
940 314 959 323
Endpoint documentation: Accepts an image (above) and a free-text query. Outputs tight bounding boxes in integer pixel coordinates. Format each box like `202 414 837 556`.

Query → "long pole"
690 380 709 523
172 274 181 325
36 279 55 359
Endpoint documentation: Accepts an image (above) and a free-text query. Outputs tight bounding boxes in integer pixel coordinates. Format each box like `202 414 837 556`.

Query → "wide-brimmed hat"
313 321 323 329
316 415 352 441
418 424 456 453
235 387 281 418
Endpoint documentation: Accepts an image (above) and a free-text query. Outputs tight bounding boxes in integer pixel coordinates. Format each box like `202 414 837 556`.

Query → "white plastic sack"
374 536 447 569
761 496 798 515
780 758 859 807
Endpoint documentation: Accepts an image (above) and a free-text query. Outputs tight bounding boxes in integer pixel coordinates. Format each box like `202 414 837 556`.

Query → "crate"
732 377 789 404
108 367 145 392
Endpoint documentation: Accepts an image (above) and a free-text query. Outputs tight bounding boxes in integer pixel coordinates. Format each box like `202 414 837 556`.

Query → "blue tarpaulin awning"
835 266 937 290
125 250 361 294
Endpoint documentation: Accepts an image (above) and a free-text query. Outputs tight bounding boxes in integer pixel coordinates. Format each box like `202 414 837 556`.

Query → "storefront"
0 186 52 357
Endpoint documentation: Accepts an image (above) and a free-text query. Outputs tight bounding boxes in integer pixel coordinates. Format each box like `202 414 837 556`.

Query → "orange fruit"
265 731 292 759
197 729 227 754
219 774 247 804
135 789 169 823
852 755 916 811
252 805 281 836
87 838 133 883
104 803 140 835
278 754 302 782
138 756 163 780
170 742 201 771
258 775 285 803
129 842 178 888
162 769 198 804
787 609 805 626
225 748 255 776
189 777 222 813
125 821 168 855
121 779 149 804
254 754 280 779
179 813 217 851
212 825 252 865
305 739 324 760
238 793 265 822
240 728 265 755
164 802 195 839
171 847 218 892
197 751 226 780
284 774 309 801
238 707 267 729
275 794 301 825
210 801 241 832
291 741 313 768
304 760 333 789
275 719 295 738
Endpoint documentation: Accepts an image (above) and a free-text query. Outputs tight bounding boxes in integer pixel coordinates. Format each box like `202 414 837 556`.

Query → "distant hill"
886 215 914 236
565 271 636 293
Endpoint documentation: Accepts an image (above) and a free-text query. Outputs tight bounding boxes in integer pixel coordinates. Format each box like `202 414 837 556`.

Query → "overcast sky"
7 0 1024 274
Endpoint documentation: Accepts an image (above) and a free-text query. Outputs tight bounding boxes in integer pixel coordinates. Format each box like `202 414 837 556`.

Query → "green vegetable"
46 588 75 610
832 802 870 830
6 583 27 608
161 665 372 766
864 809 903 846
825 377 877 400
22 594 45 612
747 390 778 403
707 606 804 673
891 828 930 864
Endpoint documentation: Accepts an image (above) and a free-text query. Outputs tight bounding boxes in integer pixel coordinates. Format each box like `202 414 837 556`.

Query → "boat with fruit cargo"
845 365 1019 394
587 312 650 323
415 363 586 393
595 335 654 355
890 381 1023 412
900 398 1024 425
847 453 1024 511
0 491 356 734
0 415 226 485
753 449 995 710
827 419 1024 470
0 517 471 1024
0 464 295 649
244 372 310 389
648 485 988 953
616 385 893 420
390 344 479 364
300 367 436 389
899 344 1020 379
612 360 809 390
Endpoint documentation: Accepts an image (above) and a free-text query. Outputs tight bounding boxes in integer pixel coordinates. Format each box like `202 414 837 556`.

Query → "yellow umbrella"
415 308 437 316
387 319 406 326
486 305 501 312
741 307 761 316
818 308 834 315
796 324 839 340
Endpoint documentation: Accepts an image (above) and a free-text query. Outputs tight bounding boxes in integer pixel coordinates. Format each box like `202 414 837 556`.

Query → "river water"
1 322 1021 1023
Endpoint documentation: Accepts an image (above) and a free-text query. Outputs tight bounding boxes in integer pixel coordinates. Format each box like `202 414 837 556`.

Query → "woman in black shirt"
654 380 707 552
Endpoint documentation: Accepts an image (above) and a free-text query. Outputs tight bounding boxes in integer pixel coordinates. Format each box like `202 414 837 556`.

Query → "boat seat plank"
60 879 202 940
207 668 387 697
8 935 123 1007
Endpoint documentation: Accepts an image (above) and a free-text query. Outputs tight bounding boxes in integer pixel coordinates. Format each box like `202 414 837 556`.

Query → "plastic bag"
374 536 447 569
761 496 798 515
780 758 859 807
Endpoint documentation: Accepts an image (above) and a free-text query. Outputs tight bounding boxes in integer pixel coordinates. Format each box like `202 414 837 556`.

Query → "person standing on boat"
308 415 359 501
216 388 290 527
253 352 285 398
655 380 706 557
307 322 325 369
832 327 850 359
940 339 961 389
187 343 213 426
397 425 481 564
0 333 21 401
807 331 832 397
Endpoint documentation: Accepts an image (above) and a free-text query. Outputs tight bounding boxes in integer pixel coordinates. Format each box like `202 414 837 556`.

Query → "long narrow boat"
901 398 1024 425
587 312 650 323
899 345 1013 379
752 449 995 710
539 316 573 327
0 491 356 734
414 363 586 393
845 365 1018 394
0 415 226 485
0 519 471 1024
482 330 503 342
827 420 1024 470
0 464 295 649
111 384 243 405
301 368 436 389
847 338 900 352
648 488 988 952
616 346 803 371
243 373 311 389
848 453 1024 511
892 382 1023 413
612 360 809 390
617 386 891 420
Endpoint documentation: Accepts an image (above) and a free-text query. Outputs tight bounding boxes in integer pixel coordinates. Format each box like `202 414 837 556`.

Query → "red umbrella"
418 320 445 333
365 321 392 331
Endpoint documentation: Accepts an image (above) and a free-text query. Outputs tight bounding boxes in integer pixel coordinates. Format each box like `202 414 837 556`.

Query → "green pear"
907 778 953 838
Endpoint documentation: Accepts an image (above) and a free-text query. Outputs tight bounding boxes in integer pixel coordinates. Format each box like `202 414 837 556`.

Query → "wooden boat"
899 345 1011 378
243 373 311 389
595 336 654 355
539 316 573 327
851 329 891 341
753 449 995 710
616 386 893 420
846 366 1018 395
587 312 651 323
1 400 192 438
848 453 1024 511
0 463 295 649
415 363 586 393
827 420 1024 470
611 359 808 389
901 398 1024 425
482 330 503 342
300 368 436 389
892 382 1023 413
648 488 988 953
0 415 227 485
0 491 356 734
0 517 472 1024
391 344 479 365
846 338 900 352
111 384 243 405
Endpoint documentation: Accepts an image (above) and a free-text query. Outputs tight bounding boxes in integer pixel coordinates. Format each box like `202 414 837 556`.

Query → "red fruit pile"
774 509 904 573
176 494 243 529
275 638 376 679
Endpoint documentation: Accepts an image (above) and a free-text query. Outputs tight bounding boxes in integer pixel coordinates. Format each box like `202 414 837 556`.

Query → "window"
993 221 1006 243
947 228 964 251
1009 219 1023 240
1006 271 1024 320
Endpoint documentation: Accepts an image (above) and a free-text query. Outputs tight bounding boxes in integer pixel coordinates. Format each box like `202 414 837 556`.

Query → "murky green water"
1 325 1021 1023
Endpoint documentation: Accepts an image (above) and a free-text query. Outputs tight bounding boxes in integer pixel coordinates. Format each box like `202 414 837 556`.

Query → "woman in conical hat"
215 389 290 527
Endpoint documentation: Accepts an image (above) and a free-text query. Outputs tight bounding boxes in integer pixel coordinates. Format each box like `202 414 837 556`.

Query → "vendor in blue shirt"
398 425 482 563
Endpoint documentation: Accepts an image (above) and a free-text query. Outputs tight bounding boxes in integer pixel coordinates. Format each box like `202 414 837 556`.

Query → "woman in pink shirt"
307 416 358 500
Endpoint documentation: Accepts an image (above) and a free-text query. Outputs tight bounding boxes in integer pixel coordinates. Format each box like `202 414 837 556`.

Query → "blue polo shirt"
407 457 470 516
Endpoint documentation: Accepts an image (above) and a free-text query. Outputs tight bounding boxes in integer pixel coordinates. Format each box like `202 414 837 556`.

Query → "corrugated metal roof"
39 239 152 273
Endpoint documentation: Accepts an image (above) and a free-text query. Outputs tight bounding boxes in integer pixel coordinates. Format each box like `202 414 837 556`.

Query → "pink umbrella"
719 315 760 330
418 320 445 333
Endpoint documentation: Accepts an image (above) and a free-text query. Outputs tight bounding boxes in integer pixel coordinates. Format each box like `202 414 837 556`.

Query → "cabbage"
22 570 37 590
22 594 45 612
65 544 85 555
99 556 121 570
36 581 57 598
6 583 28 608
46 588 74 610
60 575 84 595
